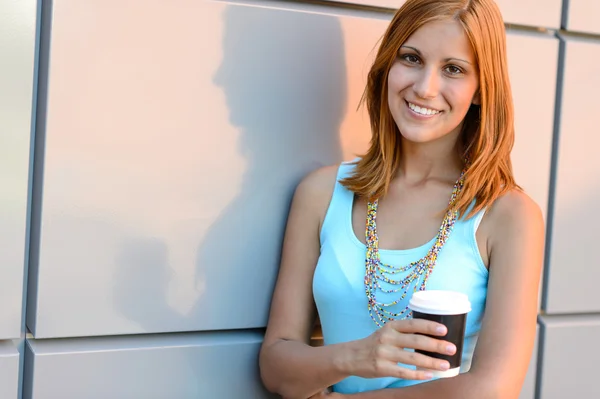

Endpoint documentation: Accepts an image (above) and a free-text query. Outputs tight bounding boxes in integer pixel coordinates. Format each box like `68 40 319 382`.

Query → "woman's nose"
413 68 439 99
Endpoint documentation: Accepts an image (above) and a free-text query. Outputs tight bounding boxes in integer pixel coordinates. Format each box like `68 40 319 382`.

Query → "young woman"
259 0 544 398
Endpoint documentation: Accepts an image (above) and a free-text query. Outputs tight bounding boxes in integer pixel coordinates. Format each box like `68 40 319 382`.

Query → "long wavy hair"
341 0 518 218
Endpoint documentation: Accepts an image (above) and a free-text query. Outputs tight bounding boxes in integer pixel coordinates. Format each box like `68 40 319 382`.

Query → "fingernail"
424 372 434 379
440 362 450 370
436 326 447 334
447 345 456 354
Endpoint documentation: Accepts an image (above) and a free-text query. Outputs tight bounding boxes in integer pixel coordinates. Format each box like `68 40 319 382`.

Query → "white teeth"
408 102 440 115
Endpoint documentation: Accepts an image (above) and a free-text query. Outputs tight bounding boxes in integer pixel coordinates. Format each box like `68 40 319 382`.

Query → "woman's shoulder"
295 163 341 206
292 163 345 225
483 188 545 246
296 158 361 197
489 189 542 223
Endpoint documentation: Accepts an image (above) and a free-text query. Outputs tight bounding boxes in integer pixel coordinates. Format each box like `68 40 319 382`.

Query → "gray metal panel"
506 32 557 224
567 0 600 35
518 326 538 399
321 0 562 28
0 0 37 339
0 341 20 399
546 38 600 314
25 330 276 399
29 0 384 338
538 315 600 398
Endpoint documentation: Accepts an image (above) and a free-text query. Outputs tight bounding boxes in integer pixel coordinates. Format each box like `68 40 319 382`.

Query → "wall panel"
538 315 600 398
28 0 377 338
322 0 562 28
567 0 600 35
0 0 37 340
24 331 275 399
546 38 600 314
0 341 19 399
507 32 558 221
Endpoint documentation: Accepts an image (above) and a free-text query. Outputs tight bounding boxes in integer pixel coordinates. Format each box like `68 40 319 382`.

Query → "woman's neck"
396 139 463 185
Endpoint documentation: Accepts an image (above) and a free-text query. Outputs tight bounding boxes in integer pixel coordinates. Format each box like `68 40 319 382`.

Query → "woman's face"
387 19 480 145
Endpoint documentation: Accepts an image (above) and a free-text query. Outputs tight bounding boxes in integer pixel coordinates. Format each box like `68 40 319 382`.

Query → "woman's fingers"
404 332 456 355
396 347 450 370
388 318 447 336
374 359 436 381
380 344 450 371
384 320 456 355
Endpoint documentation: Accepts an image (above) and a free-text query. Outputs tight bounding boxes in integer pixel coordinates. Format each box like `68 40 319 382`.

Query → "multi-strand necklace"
364 171 465 328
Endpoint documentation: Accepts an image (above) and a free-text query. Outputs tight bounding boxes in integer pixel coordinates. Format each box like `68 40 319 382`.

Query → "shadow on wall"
113 5 347 396
194 5 347 328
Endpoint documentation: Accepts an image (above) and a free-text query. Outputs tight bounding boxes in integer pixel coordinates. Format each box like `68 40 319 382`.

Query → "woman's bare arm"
259 165 352 399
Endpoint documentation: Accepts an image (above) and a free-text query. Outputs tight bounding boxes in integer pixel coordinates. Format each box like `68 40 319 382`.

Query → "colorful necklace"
364 172 465 328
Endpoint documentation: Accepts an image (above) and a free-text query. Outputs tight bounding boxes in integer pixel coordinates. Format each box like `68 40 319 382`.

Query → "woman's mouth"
406 101 442 116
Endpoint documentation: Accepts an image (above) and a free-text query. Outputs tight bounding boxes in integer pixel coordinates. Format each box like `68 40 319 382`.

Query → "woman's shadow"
114 4 348 396
191 5 347 330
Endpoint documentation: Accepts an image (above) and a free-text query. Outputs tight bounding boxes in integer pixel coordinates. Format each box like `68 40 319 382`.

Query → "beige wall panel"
539 315 600 398
0 341 19 399
323 0 561 28
0 0 37 340
507 32 557 222
546 39 600 314
29 0 380 337
567 0 600 35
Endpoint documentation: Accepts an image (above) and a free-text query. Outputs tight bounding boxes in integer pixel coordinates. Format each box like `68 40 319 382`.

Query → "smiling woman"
388 20 480 144
259 1 544 398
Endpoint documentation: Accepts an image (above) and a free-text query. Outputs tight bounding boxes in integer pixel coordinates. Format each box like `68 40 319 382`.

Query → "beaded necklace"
364 171 465 328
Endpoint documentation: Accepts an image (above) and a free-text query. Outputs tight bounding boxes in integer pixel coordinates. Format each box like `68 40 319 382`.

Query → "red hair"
341 0 518 218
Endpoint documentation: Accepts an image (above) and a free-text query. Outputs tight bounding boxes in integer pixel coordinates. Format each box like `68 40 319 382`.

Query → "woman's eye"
401 54 420 64
445 65 463 75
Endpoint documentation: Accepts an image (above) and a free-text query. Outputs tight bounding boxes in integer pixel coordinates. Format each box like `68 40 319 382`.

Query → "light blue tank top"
313 161 489 394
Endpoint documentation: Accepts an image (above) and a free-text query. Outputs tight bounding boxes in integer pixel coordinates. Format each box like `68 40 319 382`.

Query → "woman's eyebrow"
400 45 472 65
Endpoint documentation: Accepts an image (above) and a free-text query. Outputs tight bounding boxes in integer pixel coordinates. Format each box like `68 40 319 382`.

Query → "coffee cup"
408 290 471 378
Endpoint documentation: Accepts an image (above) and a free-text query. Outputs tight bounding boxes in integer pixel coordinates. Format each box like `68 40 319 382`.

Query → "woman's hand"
341 318 457 381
